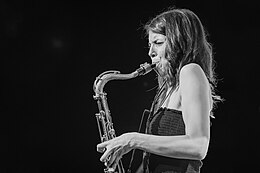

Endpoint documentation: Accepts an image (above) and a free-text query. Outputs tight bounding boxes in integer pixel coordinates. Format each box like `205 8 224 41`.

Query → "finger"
111 154 122 171
100 146 115 162
110 147 122 168
106 153 115 167
105 146 121 167
97 146 105 153
97 141 109 153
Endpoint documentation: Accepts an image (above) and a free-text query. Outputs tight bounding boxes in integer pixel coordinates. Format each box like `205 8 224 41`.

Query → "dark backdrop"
1 0 259 172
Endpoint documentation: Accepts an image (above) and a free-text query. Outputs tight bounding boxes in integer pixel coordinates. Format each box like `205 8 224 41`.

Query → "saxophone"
93 63 156 173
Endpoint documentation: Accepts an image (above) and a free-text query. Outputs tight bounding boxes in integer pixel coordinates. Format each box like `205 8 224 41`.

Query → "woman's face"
148 31 168 75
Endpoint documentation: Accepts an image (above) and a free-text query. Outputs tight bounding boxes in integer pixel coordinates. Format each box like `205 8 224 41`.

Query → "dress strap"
158 86 175 109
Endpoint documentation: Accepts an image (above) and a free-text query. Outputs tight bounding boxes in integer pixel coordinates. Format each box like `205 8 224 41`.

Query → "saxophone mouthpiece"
136 63 156 76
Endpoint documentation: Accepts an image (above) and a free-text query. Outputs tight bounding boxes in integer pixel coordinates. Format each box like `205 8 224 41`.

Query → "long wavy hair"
145 8 221 112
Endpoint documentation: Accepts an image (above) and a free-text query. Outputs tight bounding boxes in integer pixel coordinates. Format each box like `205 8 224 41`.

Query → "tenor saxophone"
93 63 156 173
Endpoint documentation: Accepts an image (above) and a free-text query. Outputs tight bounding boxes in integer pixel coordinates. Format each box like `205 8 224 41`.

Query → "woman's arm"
97 63 211 167
124 64 210 160
126 64 211 160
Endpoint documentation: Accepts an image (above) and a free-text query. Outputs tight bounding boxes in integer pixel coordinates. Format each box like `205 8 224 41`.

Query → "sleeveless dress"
145 107 203 173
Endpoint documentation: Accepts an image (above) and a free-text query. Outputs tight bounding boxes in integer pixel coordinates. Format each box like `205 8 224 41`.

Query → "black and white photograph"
1 0 259 172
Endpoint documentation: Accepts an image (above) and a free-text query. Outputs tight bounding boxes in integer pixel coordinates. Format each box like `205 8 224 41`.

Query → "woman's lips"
152 58 160 65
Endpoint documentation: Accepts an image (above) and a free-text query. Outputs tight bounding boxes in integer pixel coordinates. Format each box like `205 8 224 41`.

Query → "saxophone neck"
93 62 156 95
93 70 137 96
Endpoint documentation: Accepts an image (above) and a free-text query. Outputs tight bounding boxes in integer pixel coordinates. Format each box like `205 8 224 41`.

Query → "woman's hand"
97 132 136 170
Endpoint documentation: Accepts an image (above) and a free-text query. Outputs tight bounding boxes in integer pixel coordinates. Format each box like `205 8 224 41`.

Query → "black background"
1 0 260 172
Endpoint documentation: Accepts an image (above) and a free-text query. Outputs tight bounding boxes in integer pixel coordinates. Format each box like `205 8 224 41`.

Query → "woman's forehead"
148 31 166 41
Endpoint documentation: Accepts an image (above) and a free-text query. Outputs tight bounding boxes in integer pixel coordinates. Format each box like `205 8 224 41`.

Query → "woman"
97 7 221 173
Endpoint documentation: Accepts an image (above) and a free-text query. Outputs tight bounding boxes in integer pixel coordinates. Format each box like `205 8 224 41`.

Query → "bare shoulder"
180 63 205 77
179 63 209 88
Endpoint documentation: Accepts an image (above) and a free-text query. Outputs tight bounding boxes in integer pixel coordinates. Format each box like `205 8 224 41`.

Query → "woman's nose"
148 46 157 59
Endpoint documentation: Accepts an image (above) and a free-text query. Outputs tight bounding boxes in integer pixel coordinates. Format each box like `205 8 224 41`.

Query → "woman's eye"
147 41 164 48
155 41 164 45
